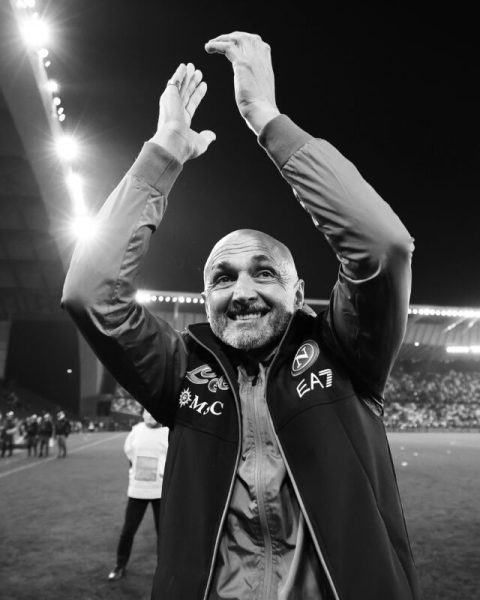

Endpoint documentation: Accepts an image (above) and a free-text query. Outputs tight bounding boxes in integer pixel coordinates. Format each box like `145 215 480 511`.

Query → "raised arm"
206 32 413 401
62 64 215 424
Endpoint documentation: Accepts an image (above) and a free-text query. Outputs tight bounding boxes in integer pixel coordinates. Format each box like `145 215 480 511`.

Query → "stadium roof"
0 1 73 320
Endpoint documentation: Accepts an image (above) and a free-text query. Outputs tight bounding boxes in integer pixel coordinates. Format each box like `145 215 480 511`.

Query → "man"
63 32 420 599
37 413 53 457
108 409 169 582
1 410 16 458
25 414 39 457
55 411 71 458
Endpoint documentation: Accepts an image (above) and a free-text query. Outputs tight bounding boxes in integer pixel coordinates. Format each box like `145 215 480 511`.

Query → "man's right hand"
149 63 216 163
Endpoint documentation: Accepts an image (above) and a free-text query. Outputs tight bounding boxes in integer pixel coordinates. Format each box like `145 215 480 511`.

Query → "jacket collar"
187 310 317 373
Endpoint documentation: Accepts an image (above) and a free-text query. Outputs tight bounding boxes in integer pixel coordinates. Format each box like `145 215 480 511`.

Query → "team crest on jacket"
291 340 320 376
186 364 229 393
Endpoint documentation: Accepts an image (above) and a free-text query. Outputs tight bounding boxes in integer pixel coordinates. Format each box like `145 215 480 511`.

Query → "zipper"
250 367 274 599
186 331 243 600
190 313 339 599
263 319 341 600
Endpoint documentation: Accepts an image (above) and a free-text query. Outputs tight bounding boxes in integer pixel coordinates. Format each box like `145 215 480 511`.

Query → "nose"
231 273 257 303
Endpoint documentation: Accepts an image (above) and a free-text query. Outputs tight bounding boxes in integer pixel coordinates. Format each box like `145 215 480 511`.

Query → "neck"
224 342 278 376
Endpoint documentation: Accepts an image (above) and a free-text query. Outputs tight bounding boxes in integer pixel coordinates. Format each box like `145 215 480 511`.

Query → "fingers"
186 80 207 119
165 62 206 112
204 40 235 56
199 130 216 147
179 62 195 98
167 63 187 89
183 67 203 102
206 31 249 44
194 130 217 158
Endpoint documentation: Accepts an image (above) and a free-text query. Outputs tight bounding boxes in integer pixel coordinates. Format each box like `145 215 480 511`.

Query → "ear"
294 279 305 310
201 291 210 321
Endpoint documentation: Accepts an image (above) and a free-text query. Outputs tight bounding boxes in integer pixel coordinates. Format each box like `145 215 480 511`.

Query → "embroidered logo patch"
291 341 320 377
178 387 224 416
186 365 229 392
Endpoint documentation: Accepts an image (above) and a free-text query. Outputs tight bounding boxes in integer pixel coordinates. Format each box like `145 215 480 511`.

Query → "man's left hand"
205 32 280 135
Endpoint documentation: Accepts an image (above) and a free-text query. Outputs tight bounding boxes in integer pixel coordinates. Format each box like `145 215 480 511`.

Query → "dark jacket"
38 419 53 437
62 115 419 599
55 419 71 436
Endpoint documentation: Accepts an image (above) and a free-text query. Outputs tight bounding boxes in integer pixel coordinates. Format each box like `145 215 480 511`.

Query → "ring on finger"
167 80 181 91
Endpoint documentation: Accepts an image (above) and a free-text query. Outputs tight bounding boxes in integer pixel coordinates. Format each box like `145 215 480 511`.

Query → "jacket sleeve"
259 115 414 402
62 142 188 425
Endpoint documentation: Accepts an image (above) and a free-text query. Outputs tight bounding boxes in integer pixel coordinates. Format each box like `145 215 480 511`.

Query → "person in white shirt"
108 409 169 582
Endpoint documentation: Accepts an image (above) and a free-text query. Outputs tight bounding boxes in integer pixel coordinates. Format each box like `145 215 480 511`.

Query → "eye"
214 274 234 285
256 269 275 278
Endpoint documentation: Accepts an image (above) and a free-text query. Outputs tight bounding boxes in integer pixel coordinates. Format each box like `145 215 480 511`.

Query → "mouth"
227 308 269 322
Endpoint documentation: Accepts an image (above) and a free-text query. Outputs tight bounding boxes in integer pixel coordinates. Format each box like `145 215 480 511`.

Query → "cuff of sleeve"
258 114 314 169
129 142 183 197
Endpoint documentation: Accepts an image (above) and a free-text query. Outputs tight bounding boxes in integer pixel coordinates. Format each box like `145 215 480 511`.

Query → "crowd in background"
384 363 480 430
2 362 480 442
0 408 81 458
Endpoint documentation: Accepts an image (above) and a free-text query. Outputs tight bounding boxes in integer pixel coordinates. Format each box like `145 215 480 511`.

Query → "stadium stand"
385 362 480 430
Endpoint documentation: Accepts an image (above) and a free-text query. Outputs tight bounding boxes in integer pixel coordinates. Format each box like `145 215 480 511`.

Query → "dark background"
5 2 479 410
42 1 479 306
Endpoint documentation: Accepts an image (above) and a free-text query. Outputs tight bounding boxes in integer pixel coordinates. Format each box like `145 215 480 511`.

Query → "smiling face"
203 230 304 353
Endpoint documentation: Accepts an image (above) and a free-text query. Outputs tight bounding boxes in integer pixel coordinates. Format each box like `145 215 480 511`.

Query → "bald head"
204 229 298 289
202 229 304 352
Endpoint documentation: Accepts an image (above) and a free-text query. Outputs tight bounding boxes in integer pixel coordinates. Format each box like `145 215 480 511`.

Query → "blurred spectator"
55 411 71 458
107 409 169 582
38 413 53 457
25 415 39 457
385 364 480 430
1 410 17 457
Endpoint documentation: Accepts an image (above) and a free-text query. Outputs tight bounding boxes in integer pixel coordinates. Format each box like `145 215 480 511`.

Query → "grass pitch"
0 431 478 600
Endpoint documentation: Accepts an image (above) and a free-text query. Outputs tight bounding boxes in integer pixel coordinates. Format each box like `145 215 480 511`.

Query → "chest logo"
296 369 333 398
186 365 229 393
291 341 320 377
178 387 224 416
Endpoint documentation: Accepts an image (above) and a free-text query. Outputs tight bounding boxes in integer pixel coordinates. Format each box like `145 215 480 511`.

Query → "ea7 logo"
178 388 224 416
296 369 333 398
186 365 229 393
291 341 320 377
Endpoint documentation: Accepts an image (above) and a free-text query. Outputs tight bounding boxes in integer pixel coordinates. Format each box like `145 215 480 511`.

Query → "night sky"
48 1 479 306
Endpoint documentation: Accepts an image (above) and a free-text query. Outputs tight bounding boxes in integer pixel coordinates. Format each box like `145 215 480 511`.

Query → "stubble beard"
210 308 292 351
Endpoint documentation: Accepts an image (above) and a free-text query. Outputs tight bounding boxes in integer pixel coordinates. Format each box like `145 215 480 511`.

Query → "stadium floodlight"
19 14 50 49
446 345 480 354
70 215 98 241
135 290 150 304
46 79 59 93
16 0 37 8
56 134 79 162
